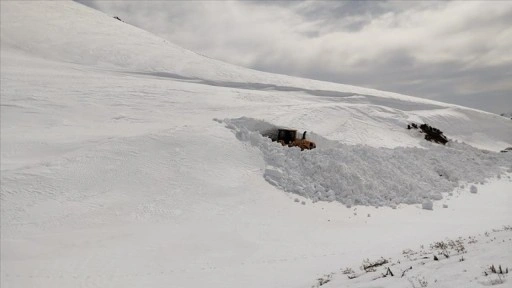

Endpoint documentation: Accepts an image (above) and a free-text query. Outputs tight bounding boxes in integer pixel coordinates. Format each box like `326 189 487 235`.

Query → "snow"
422 201 434 210
1 1 511 288
319 227 512 288
222 117 511 207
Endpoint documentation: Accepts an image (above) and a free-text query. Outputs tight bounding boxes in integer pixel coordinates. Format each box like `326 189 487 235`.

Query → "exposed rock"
408 123 448 145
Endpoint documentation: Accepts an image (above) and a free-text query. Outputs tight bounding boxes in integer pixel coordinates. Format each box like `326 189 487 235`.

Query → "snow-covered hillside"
2 1 511 152
1 1 511 288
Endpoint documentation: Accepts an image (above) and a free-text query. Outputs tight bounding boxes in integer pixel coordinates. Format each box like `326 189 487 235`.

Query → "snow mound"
222 117 512 207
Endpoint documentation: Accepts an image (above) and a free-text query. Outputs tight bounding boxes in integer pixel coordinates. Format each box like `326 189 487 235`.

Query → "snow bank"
222 117 512 208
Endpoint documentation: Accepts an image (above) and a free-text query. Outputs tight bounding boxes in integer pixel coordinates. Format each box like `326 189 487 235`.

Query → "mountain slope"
1 1 511 288
3 1 511 152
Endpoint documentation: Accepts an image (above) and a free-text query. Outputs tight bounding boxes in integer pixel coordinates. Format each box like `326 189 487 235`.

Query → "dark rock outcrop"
408 123 448 145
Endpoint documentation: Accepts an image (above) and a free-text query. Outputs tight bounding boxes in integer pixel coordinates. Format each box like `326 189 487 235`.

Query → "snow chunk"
470 185 478 194
422 201 434 210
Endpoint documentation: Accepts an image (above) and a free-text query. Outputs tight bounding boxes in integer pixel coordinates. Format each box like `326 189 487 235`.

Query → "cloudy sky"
77 1 512 114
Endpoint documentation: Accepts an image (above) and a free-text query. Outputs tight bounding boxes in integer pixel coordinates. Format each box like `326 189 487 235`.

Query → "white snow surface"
1 2 512 288
319 227 512 288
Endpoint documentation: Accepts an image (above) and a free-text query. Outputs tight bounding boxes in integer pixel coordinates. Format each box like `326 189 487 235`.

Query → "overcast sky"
77 1 512 114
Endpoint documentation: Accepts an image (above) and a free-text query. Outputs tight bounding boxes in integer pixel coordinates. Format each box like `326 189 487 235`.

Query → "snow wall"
219 117 512 208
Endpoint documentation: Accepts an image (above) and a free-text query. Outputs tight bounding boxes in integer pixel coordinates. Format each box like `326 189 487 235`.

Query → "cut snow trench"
221 117 512 208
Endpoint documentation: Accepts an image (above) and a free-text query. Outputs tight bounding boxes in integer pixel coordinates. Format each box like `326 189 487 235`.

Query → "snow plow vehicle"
273 128 316 151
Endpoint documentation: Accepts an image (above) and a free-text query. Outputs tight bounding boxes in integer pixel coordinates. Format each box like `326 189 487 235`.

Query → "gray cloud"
76 0 512 114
